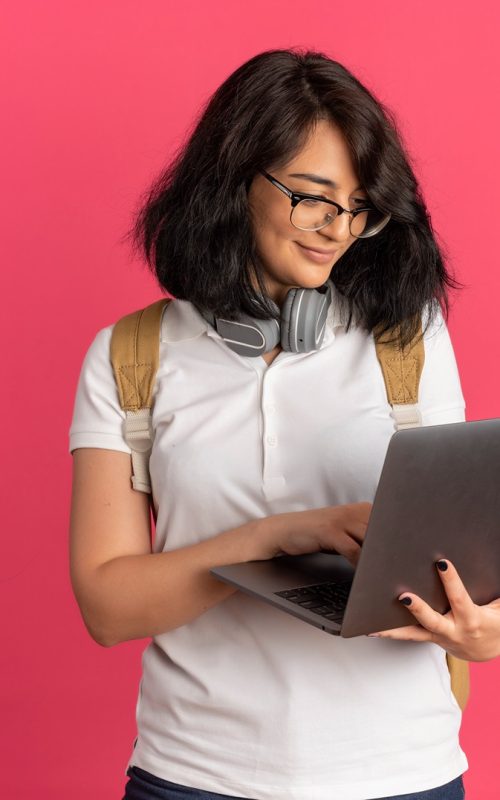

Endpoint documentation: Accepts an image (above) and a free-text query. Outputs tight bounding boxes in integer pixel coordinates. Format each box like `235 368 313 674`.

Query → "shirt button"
266 404 276 414
266 434 277 447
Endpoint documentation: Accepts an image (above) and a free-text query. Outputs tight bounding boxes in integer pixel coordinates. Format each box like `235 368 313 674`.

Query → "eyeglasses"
258 169 391 238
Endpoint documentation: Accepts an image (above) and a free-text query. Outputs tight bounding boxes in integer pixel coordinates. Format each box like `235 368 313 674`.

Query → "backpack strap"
110 297 171 494
374 317 470 713
374 321 425 429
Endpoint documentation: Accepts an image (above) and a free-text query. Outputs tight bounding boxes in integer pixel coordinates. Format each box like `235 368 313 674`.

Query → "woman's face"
247 118 367 308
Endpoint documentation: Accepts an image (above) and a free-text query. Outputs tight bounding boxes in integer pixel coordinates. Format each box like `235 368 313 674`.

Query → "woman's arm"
69 449 370 647
69 448 271 647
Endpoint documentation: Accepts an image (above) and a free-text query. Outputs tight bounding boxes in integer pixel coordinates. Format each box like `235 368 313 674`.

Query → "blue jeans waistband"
122 765 465 800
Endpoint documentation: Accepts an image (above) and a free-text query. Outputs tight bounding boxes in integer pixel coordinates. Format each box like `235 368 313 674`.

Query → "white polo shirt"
69 280 468 800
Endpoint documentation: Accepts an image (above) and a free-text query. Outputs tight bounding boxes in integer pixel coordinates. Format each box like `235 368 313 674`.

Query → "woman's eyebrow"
288 172 364 192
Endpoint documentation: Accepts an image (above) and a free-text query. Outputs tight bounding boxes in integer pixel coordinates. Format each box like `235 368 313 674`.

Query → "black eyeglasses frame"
257 168 391 237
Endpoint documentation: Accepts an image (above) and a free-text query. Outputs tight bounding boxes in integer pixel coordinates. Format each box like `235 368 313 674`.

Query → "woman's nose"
321 209 353 241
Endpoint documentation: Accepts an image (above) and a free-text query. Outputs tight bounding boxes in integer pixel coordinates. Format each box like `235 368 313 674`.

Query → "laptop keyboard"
274 578 352 623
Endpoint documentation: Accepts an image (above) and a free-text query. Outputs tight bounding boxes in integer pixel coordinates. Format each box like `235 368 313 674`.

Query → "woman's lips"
296 242 338 264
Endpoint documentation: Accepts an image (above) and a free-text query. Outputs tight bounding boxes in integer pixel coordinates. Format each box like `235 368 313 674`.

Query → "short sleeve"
68 325 132 455
418 304 466 426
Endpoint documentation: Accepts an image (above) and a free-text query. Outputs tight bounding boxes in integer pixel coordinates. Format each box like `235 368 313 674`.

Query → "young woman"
69 48 499 800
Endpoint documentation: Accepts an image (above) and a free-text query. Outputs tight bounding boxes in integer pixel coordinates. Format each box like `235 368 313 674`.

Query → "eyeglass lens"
291 198 389 237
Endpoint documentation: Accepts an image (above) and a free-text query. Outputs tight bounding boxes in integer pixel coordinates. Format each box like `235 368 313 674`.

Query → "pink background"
2 1 499 798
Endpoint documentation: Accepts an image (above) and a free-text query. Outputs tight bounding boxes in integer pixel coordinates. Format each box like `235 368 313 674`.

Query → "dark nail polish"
400 596 412 606
436 560 448 571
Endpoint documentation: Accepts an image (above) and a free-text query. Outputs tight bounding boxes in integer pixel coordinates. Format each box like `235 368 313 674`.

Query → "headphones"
195 281 333 357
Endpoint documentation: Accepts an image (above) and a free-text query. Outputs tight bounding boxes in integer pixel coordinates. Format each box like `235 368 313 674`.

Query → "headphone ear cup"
215 313 280 357
281 283 332 353
280 288 300 352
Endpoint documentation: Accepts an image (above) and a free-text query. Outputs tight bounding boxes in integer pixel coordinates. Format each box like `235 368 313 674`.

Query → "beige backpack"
109 297 470 712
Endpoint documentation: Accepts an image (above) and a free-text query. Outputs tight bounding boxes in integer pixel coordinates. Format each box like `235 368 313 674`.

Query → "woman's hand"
368 558 500 662
260 502 372 568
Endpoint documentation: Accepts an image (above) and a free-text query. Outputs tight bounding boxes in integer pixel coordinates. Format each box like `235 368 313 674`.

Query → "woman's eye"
300 194 371 208
307 195 369 204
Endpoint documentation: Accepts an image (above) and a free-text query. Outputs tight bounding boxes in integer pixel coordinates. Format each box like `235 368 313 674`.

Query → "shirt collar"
161 278 349 345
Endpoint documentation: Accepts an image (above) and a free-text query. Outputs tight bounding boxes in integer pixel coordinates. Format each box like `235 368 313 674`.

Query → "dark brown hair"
124 47 461 347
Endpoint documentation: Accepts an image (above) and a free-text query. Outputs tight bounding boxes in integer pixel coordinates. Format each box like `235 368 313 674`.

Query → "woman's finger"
434 559 477 625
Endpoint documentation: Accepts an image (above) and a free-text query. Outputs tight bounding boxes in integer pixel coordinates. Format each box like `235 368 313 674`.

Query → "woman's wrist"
247 513 285 561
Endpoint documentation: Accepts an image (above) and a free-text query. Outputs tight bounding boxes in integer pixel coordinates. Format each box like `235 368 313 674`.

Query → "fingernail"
436 560 448 571
399 596 412 606
367 633 381 637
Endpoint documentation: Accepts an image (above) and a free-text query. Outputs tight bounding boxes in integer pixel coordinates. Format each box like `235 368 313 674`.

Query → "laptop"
211 418 500 638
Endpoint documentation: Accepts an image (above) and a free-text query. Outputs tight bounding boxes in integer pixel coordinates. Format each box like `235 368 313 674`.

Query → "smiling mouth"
297 243 339 255
296 243 340 264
